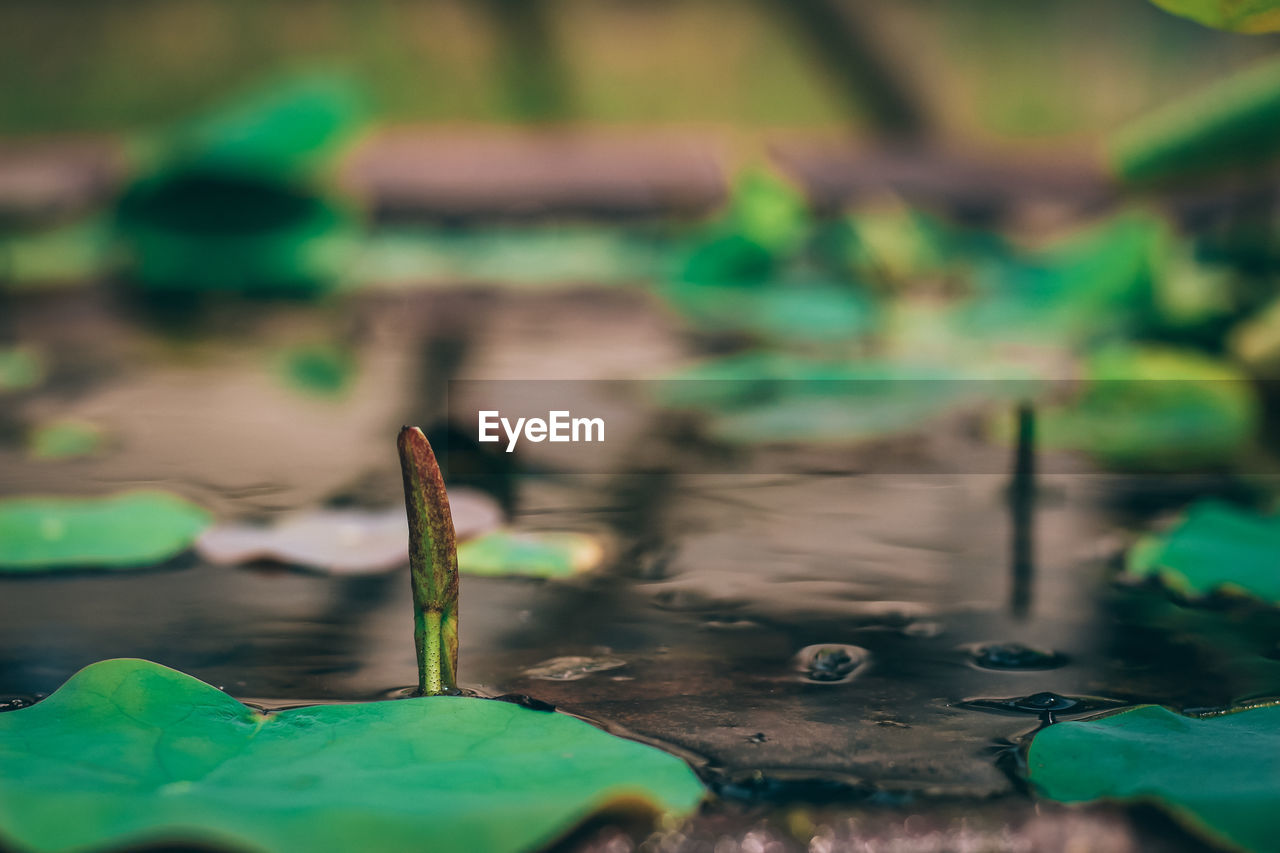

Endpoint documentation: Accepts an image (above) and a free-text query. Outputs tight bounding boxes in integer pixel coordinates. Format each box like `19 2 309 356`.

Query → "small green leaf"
194 492 502 575
0 658 705 853
1127 500 1280 604
1150 0 1280 32
721 168 811 257
0 491 211 571
458 530 606 578
277 343 357 397
1028 702 1280 853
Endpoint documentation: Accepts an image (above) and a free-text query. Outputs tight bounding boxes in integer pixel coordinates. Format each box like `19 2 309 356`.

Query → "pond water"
3 286 1277 851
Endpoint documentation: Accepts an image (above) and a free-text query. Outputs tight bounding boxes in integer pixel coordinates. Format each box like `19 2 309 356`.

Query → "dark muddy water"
3 286 1279 851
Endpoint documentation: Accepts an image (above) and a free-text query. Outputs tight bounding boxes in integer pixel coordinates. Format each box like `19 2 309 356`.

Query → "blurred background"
5 2 1280 850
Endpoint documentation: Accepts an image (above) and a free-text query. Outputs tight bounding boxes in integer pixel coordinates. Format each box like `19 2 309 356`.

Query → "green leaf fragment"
0 658 705 853
660 280 878 343
1028 702 1280 853
1110 57 1280 182
458 530 605 578
1150 0 1280 32
0 491 211 571
1127 500 1280 604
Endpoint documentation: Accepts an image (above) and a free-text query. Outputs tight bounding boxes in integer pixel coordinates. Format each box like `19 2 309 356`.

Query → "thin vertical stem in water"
1009 401 1036 619
397 426 459 695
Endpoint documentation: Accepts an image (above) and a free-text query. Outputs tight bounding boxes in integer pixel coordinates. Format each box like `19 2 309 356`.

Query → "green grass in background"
0 0 1275 140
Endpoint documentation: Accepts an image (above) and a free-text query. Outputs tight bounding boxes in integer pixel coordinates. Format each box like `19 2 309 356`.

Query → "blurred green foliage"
1151 0 1280 31
1110 57 1280 183
1035 347 1257 469
114 74 363 293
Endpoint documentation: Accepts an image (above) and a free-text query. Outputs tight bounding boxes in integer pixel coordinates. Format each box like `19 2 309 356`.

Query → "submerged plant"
398 426 460 695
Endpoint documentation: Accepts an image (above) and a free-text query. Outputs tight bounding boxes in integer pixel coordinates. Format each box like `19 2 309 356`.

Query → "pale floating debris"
521 655 627 681
196 488 502 575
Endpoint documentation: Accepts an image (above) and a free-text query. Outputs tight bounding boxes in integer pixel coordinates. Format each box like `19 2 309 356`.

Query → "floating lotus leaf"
0 491 211 571
1150 0 1280 32
1028 702 1280 853
0 658 705 853
196 491 502 575
457 529 606 578
1127 500 1280 604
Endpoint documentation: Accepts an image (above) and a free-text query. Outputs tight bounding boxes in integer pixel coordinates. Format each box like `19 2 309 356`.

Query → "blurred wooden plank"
0 138 124 223
340 129 728 221
770 138 1115 221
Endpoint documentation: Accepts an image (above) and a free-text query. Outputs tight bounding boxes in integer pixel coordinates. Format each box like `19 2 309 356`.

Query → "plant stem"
397 426 459 695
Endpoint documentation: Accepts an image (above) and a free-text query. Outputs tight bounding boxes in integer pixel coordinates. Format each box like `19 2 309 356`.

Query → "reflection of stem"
398 427 459 694
1010 402 1036 619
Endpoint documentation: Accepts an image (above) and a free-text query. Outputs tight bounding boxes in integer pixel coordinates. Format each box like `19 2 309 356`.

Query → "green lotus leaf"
1127 500 1280 603
458 529 606 578
1110 57 1280 182
1036 347 1257 469
1027 702 1280 853
0 658 705 853
0 491 211 571
1150 0 1280 32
